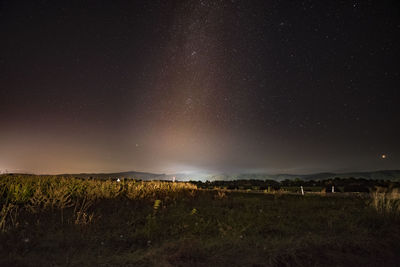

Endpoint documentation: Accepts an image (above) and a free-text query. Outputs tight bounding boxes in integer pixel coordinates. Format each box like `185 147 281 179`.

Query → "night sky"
1 1 399 174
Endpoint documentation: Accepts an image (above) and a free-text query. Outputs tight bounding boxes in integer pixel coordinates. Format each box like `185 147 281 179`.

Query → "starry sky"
1 0 399 174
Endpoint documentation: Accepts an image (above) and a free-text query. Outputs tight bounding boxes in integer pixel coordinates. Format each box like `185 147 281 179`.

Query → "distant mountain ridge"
3 170 399 181
59 171 166 180
55 170 400 181
205 170 400 182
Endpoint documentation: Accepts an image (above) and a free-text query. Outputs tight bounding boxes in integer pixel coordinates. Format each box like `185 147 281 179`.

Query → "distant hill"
206 170 400 182
64 170 400 181
58 171 166 180
3 170 400 181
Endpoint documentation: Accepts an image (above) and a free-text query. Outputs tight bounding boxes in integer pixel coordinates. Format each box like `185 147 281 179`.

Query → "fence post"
301 186 304 195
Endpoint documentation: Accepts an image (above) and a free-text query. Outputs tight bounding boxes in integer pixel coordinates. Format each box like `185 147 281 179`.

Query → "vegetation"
370 187 400 216
1 175 400 266
191 177 400 193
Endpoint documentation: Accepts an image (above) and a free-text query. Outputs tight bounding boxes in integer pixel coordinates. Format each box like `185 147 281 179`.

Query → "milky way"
0 1 399 174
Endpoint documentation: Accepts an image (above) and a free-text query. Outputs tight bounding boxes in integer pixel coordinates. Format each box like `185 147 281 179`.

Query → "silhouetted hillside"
3 170 399 182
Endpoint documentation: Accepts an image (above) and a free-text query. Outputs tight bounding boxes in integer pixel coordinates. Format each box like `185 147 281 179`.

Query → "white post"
332 185 334 193
172 176 176 183
301 186 304 195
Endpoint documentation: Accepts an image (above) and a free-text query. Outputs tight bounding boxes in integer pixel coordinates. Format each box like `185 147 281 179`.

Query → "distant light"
381 154 387 159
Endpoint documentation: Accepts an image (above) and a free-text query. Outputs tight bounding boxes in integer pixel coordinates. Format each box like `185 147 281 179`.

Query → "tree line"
189 178 400 192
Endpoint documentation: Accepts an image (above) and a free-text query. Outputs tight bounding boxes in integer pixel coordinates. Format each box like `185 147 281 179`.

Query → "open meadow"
1 175 400 266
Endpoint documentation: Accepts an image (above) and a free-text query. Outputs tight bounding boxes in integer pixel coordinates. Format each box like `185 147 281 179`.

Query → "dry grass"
1 175 400 266
0 175 197 232
370 187 400 215
0 203 19 232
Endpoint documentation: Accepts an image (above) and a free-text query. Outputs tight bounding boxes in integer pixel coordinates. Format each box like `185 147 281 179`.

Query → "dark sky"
1 0 399 174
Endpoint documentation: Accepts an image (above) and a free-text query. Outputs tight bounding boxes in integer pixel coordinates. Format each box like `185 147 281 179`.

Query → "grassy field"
1 175 400 266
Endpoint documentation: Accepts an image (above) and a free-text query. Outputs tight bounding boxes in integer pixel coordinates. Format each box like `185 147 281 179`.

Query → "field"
1 175 400 266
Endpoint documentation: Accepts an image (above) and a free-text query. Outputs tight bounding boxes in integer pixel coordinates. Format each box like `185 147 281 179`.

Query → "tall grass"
0 175 197 232
370 187 400 216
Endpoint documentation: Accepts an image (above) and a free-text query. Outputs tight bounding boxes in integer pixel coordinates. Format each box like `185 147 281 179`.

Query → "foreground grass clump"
1 175 400 266
370 187 400 216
